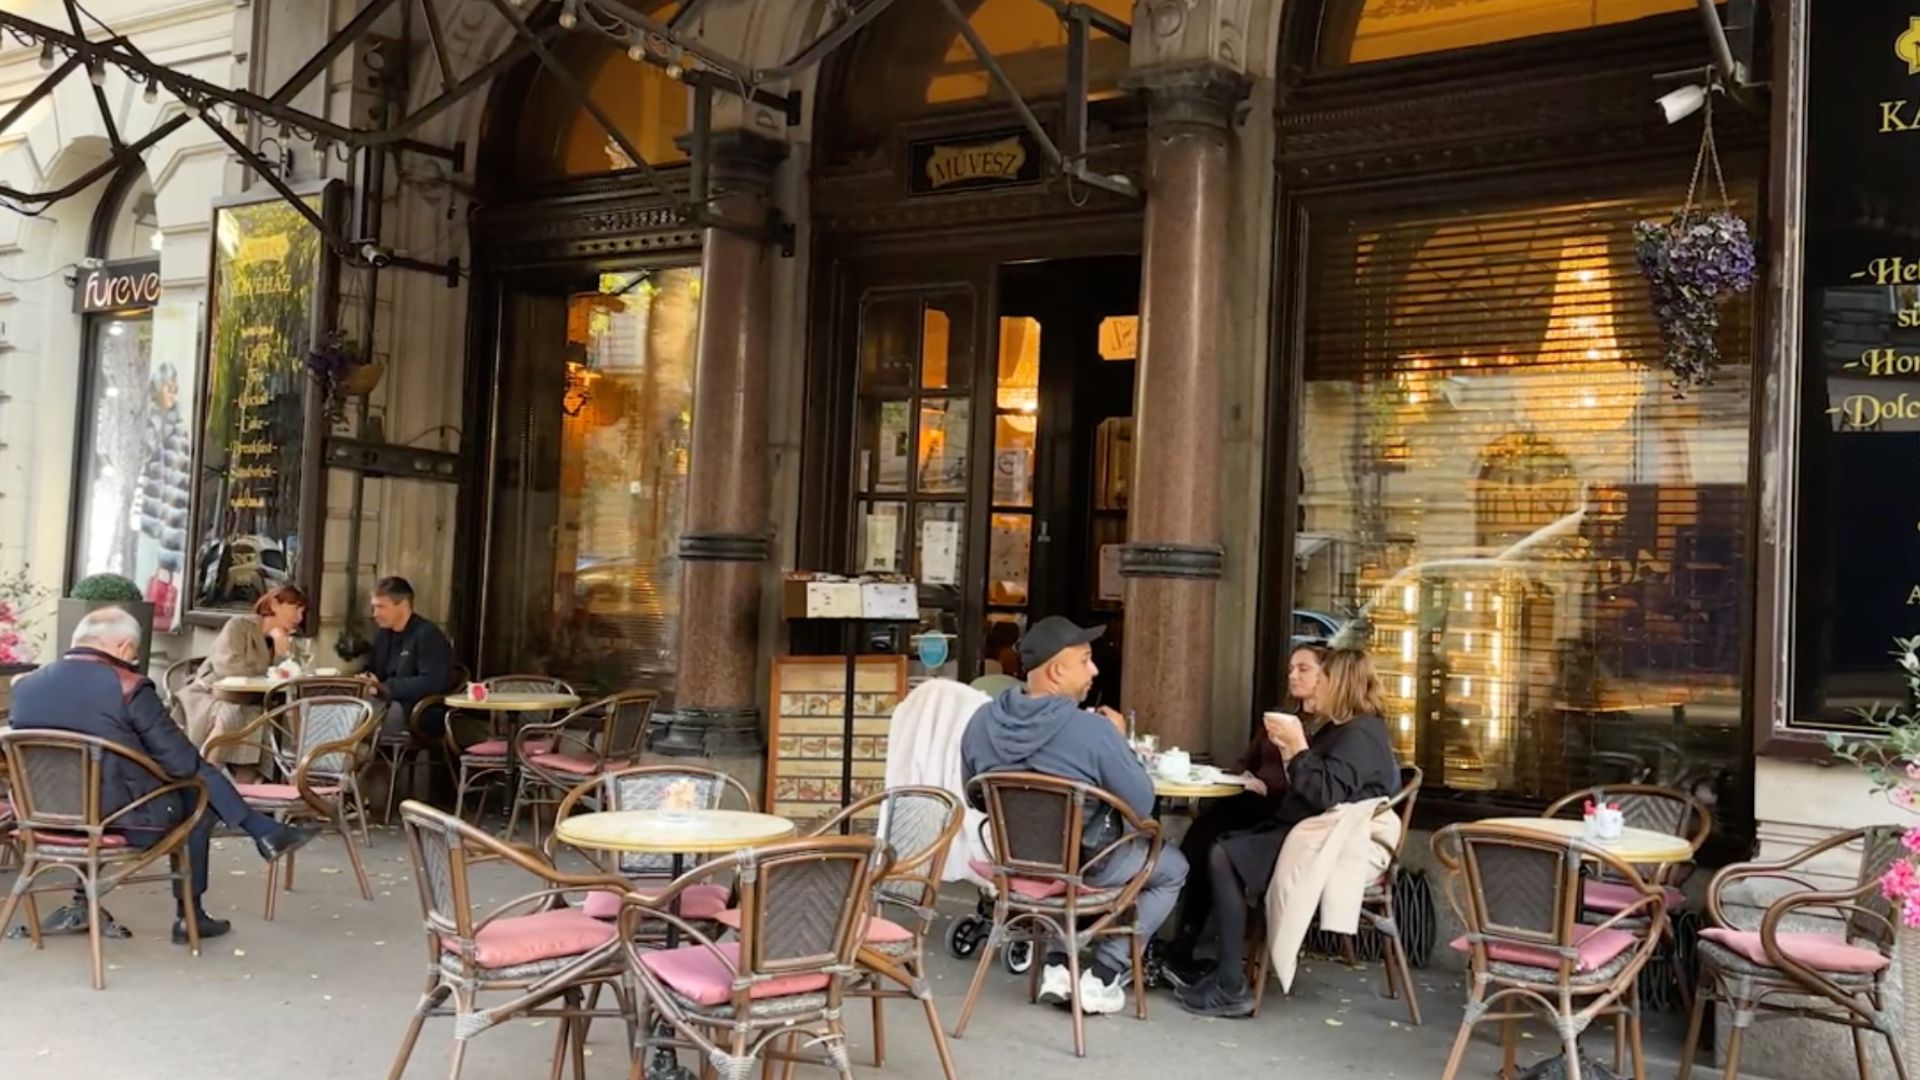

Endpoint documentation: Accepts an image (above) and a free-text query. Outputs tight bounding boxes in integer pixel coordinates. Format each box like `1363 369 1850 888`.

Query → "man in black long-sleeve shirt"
366 577 457 738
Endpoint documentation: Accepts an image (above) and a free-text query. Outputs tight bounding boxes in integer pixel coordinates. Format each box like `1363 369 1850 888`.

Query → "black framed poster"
1790 4 1920 730
187 185 339 620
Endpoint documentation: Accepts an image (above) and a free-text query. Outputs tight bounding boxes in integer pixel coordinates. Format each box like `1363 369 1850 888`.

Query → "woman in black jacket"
1174 647 1400 1018
1164 643 1329 976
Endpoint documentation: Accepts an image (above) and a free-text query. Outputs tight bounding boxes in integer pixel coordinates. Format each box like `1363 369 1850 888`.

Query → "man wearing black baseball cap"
960 615 1188 1016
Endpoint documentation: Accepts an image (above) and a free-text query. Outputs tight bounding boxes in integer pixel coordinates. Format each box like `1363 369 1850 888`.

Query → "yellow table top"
1153 774 1247 800
1482 816 1696 863
555 810 797 854
445 691 580 712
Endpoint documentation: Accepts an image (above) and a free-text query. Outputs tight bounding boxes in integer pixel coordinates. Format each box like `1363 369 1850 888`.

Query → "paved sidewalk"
0 829 1699 1079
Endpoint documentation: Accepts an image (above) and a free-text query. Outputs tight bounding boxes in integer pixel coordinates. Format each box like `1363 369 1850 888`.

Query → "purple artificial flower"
1634 209 1757 396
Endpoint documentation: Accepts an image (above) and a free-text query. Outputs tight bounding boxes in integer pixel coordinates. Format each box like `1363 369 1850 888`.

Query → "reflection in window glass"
509 29 690 183
1098 315 1138 361
988 513 1032 606
1337 0 1699 65
76 317 181 611
534 268 699 692
1294 184 1753 810
922 307 952 390
993 415 1036 507
918 398 971 495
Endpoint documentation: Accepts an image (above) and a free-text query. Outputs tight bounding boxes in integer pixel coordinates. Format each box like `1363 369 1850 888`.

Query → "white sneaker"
1037 964 1071 1006
1076 969 1127 1015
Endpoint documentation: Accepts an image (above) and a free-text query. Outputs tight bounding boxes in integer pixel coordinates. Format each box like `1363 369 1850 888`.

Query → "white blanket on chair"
883 678 992 886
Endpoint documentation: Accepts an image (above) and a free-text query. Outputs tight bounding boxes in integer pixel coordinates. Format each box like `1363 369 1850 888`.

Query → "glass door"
850 285 982 679
481 266 701 694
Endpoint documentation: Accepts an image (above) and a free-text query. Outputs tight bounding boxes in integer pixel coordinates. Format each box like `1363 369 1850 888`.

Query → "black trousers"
1173 792 1275 945
128 762 264 905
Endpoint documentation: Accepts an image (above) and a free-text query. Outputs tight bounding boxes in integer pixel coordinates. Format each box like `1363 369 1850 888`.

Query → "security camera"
1656 84 1708 125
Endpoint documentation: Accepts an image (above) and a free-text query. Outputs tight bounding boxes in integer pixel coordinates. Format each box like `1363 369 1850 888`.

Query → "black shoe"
1161 953 1218 990
1175 972 1255 1019
172 912 231 945
256 823 320 861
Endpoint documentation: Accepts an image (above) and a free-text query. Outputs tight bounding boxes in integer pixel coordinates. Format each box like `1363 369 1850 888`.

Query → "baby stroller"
948 895 1035 974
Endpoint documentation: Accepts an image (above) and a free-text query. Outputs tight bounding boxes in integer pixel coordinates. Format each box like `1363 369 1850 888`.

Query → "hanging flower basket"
1632 95 1757 397
306 331 373 420
1633 209 1756 396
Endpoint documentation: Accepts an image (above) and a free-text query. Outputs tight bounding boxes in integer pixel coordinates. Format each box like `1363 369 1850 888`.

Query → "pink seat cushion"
968 858 1069 900
528 752 599 776
582 883 730 921
1700 928 1891 975
464 739 552 758
30 830 130 848
442 908 617 969
1449 925 1636 973
234 782 341 802
1583 880 1686 914
640 941 831 1007
713 909 915 946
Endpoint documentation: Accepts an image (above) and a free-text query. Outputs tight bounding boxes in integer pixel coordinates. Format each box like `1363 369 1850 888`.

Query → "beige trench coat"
177 614 273 766
1262 797 1400 994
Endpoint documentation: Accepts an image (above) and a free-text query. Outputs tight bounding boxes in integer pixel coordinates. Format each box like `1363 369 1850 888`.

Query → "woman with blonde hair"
1172 647 1400 1018
178 585 308 776
1164 642 1329 976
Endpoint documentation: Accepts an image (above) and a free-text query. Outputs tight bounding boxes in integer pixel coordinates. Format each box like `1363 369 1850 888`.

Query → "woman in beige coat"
179 586 307 774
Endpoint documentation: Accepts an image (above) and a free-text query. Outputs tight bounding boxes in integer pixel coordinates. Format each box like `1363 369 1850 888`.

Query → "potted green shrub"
58 573 156 669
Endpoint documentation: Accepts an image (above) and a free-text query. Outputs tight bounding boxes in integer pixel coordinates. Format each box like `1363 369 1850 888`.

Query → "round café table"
1479 816 1697 864
1478 816 1696 1080
1152 775 1247 802
555 808 796 1080
443 690 580 799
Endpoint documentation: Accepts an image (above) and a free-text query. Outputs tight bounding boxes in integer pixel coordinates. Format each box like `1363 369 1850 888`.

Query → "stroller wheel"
948 915 985 959
1004 940 1034 974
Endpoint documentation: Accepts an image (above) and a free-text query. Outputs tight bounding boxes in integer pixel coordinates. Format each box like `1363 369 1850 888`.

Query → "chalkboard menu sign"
188 191 335 617
1792 4 1920 729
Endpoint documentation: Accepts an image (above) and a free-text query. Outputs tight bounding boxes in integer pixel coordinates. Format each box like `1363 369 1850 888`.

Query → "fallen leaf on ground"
1325 1019 1344 1027
233 949 246 957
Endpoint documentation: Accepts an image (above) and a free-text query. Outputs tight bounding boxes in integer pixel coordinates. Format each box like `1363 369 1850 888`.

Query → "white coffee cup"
1156 748 1192 781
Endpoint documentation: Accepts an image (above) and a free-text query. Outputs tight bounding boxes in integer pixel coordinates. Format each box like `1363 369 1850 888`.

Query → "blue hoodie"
960 687 1155 818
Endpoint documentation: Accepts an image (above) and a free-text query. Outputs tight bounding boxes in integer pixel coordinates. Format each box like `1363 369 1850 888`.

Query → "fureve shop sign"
73 259 161 314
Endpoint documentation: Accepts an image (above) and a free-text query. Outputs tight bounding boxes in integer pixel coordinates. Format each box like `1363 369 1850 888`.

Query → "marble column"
1119 64 1248 757
657 130 787 757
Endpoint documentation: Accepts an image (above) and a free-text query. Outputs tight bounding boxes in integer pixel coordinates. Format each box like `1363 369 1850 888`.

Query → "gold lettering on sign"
1908 584 1920 605
924 137 1028 190
1898 17 1920 75
1846 348 1920 376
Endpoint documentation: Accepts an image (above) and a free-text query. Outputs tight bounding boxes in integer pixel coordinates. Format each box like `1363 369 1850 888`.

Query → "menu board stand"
778 579 919 832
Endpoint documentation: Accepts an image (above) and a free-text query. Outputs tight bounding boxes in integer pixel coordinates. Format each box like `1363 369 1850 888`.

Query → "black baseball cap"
1018 616 1106 672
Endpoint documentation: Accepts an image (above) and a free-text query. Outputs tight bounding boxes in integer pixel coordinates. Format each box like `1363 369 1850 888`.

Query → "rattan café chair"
508 689 658 846
1680 826 1910 1080
618 834 892 1080
386 801 634 1080
204 695 379 920
0 728 211 989
449 674 575 823
952 770 1164 1059
1433 821 1668 1080
712 787 966 1080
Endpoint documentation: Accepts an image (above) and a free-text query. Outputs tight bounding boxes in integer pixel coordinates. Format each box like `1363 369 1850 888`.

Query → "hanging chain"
1683 91 1732 217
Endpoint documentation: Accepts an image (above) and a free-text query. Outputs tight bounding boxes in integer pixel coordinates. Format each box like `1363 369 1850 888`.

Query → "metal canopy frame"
0 0 1138 271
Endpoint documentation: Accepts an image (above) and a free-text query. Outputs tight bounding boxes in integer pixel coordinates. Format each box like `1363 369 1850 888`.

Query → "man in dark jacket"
366 577 457 738
961 616 1188 1016
8 608 316 942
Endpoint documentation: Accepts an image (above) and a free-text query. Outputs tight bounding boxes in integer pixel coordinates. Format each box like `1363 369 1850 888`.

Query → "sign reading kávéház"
73 259 160 314
909 132 1042 195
